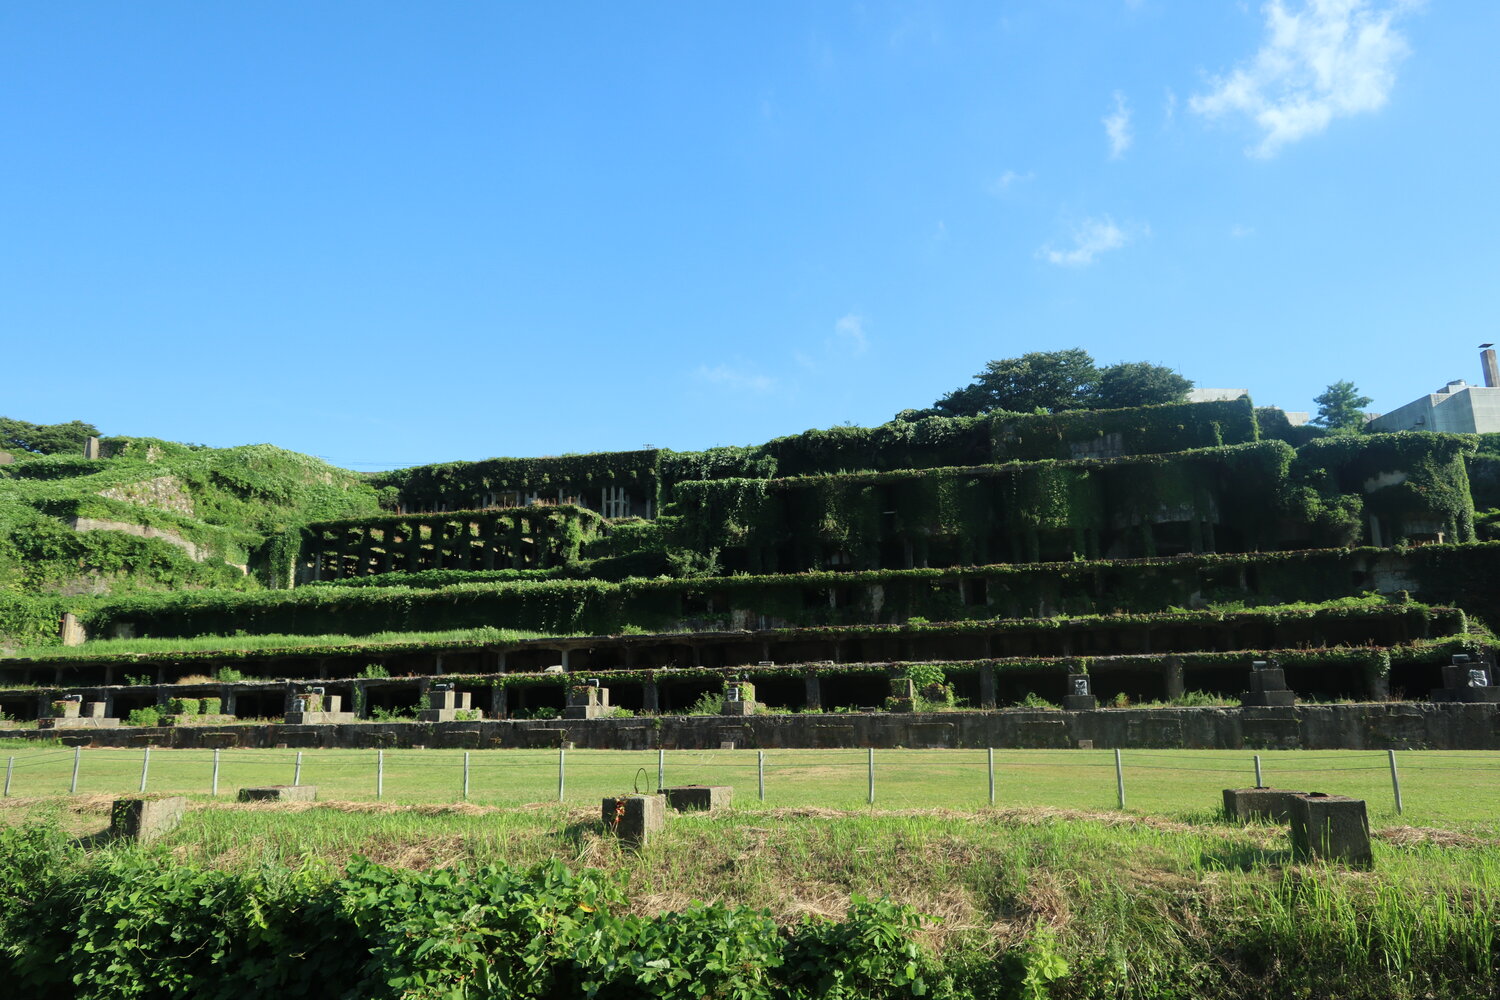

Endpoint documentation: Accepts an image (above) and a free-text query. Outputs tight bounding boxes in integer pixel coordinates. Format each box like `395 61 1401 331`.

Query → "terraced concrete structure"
2 398 1497 747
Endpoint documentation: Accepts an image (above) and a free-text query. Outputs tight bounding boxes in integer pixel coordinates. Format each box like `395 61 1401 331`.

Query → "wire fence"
2 746 1497 822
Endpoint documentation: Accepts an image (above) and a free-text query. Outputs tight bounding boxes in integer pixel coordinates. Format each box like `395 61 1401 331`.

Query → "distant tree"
1312 381 1373 433
1088 362 1193 410
0 418 99 455
930 348 1099 417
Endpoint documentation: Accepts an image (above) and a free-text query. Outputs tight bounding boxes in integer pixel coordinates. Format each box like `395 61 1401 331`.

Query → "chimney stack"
1482 345 1499 388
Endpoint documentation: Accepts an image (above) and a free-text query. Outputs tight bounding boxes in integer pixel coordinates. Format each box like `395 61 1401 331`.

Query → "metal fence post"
4 756 12 797
657 747 664 790
988 748 995 805
757 750 765 802
70 746 80 794
211 748 220 797
1254 753 1263 788
1389 749 1403 815
376 749 384 799
867 747 875 805
463 751 471 801
558 746 566 802
139 747 150 793
294 751 303 787
1114 748 1125 810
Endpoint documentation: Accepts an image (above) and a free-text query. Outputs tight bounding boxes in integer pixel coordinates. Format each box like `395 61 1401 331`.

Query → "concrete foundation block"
1289 793 1373 867
1222 787 1309 823
1063 695 1098 711
237 785 318 803
661 785 733 812
111 796 187 843
602 794 664 846
1241 691 1296 707
719 699 756 717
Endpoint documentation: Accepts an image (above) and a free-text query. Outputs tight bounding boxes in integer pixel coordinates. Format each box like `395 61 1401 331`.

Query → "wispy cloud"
1104 91 1133 158
694 363 775 393
1190 0 1419 158
989 170 1035 194
832 314 868 355
1038 217 1130 268
1230 224 1256 238
1163 87 1178 124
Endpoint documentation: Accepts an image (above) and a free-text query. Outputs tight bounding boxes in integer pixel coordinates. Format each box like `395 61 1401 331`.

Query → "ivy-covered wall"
296 505 605 582
989 397 1259 461
1294 432 1477 545
373 450 663 518
56 541 1500 644
663 441 1294 572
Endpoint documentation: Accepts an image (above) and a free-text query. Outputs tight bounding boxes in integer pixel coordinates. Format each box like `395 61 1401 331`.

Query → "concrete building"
1366 347 1500 435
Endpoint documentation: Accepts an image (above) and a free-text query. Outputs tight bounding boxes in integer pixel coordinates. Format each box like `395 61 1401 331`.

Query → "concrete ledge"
237 785 317 803
0 702 1496 751
1222 787 1309 823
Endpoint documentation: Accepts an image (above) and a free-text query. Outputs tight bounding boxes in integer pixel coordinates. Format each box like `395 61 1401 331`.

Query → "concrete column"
1164 656 1185 700
353 680 371 718
221 686 237 716
804 674 822 712
489 684 508 720
979 664 997 710
433 654 445 676
560 648 572 670
643 680 660 714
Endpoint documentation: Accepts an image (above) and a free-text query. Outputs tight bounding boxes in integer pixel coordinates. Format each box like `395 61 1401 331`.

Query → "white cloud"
833 314 868 354
1104 91 1133 158
1163 87 1178 124
1190 0 1419 158
990 170 1035 194
694 363 775 393
1038 217 1130 268
1230 224 1256 238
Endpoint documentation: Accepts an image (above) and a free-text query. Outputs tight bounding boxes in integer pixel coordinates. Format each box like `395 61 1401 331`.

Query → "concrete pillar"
353 680 371 719
221 686 237 716
489 685 508 720
642 680 660 714
560 648 572 670
804 674 822 712
434 654 445 676
1164 656 1185 700
979 664 997 710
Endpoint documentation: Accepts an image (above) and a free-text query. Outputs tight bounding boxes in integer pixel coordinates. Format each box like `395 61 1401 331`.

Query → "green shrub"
199 697 221 715
124 707 160 727
686 691 724 715
1016 692 1059 710
166 697 199 715
358 663 390 679
212 667 244 683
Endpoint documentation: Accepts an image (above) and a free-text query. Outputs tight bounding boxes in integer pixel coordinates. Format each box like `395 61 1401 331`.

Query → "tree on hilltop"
0 418 100 455
1312 381 1373 434
922 349 1192 418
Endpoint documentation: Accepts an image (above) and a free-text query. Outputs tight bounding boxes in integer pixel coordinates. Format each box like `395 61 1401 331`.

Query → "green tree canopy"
0 418 100 455
1089 361 1193 410
1312 381 1374 434
922 349 1193 418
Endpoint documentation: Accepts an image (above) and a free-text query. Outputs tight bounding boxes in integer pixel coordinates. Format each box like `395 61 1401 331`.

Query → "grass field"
1 743 1496 830
3 744 1498 998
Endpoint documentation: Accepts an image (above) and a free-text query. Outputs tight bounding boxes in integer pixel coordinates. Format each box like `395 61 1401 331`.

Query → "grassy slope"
4 776 1497 999
0 438 379 596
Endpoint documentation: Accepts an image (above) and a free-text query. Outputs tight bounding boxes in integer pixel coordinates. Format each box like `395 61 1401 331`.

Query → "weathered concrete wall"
2 702 1495 751
69 517 247 573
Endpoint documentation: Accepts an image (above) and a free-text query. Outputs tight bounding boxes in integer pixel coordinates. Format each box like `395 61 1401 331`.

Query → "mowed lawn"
1 741 1496 830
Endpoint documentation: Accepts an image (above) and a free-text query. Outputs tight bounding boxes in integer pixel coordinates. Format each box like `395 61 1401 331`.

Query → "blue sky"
4 1 1496 469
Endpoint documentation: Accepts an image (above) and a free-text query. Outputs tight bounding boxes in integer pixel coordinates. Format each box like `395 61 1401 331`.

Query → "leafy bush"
199 697 222 715
212 667 244 683
1016 692 1059 710
358 663 390 679
166 697 200 715
124 706 160 727
685 691 724 715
